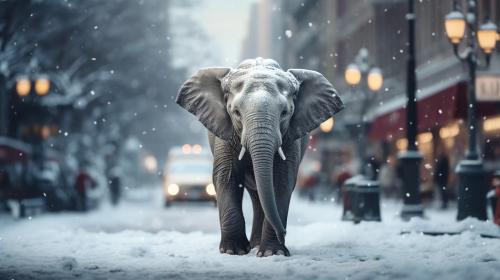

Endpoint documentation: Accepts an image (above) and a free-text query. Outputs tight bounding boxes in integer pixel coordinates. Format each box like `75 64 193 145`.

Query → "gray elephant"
176 58 344 257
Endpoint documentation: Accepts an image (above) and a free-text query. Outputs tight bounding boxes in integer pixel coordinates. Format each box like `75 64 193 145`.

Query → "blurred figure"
108 169 122 206
433 151 450 209
74 168 96 211
364 155 381 181
0 170 11 210
300 171 321 201
379 155 399 198
0 170 11 191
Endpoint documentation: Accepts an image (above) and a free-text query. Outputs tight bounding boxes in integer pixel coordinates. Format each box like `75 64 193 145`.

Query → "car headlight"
167 184 179 196
205 183 216 196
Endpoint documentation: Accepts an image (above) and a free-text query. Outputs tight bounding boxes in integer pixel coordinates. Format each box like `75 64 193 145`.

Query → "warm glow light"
439 123 460 139
35 78 50 96
206 183 216 196
417 132 433 144
445 11 466 44
41 126 51 139
192 144 202 154
396 138 408 151
484 116 500 132
181 144 192 154
345 64 361 86
143 155 158 173
367 68 383 91
16 78 31 97
319 117 334 133
477 21 498 54
167 184 179 196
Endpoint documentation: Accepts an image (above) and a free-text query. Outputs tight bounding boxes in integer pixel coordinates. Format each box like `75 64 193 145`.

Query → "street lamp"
445 0 497 221
16 76 51 97
398 0 424 220
345 64 361 86
344 48 383 176
320 117 335 133
444 10 466 44
367 68 383 92
16 77 31 97
35 77 50 96
477 20 498 54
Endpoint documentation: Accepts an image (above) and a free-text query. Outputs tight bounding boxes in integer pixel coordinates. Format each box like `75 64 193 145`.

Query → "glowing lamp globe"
477 21 498 54
445 11 466 44
35 78 50 96
345 64 361 86
16 78 31 97
367 68 383 91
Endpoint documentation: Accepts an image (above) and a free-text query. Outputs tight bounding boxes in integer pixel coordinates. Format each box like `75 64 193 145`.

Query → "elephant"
176 58 344 257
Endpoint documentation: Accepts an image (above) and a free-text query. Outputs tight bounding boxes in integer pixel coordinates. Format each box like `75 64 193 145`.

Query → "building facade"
269 0 500 195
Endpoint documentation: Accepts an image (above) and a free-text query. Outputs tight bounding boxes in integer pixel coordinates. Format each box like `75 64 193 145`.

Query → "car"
163 145 216 206
0 137 45 217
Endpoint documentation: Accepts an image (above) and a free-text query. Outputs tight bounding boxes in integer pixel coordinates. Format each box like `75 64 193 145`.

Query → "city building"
264 0 499 195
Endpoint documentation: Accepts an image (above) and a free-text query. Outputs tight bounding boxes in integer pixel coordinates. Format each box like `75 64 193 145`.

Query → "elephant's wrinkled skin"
176 58 344 257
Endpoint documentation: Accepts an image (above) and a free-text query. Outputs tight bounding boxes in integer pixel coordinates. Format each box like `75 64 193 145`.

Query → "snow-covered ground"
1 188 499 280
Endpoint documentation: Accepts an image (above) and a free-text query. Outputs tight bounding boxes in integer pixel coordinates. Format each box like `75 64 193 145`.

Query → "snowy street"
1 188 499 280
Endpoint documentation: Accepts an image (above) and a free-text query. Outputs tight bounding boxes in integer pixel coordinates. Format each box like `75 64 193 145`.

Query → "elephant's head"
176 58 344 243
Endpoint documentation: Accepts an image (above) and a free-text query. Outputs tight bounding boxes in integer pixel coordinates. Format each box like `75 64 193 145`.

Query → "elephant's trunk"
245 118 286 244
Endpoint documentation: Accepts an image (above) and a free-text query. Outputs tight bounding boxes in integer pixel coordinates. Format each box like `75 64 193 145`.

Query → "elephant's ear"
286 69 344 141
176 67 233 140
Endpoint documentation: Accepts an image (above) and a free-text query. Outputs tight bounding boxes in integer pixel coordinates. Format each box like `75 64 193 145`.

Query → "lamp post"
16 76 52 169
398 0 424 220
344 48 383 176
444 0 498 221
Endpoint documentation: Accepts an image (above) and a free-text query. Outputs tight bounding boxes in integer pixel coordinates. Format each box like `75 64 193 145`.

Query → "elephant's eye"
281 109 288 117
234 109 241 118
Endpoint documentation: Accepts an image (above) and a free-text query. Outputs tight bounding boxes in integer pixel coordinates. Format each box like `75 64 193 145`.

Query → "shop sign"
476 74 500 101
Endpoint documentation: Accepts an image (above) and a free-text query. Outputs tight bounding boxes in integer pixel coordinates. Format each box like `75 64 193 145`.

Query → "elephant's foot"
219 236 250 255
249 235 261 249
256 240 290 257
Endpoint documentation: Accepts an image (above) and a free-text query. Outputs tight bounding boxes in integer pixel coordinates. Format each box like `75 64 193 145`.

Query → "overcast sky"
190 0 256 66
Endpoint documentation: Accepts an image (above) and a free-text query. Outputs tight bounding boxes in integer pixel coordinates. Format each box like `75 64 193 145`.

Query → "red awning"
0 137 31 164
369 82 500 140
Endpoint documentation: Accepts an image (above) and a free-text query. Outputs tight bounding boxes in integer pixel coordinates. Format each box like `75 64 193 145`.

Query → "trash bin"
341 176 361 221
353 179 381 223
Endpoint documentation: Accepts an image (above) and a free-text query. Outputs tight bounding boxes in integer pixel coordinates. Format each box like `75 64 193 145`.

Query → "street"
1 187 499 280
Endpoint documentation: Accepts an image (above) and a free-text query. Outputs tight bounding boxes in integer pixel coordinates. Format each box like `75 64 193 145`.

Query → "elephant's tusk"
238 146 246 160
278 147 286 160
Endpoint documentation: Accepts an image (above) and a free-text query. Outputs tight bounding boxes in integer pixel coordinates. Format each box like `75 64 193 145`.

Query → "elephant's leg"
247 188 264 249
213 139 250 255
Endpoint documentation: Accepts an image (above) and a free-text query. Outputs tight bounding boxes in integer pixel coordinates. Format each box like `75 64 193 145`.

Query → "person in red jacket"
75 168 95 211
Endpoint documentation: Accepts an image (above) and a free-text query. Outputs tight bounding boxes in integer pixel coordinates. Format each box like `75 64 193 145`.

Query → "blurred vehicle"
0 137 44 217
31 155 76 212
163 145 216 206
0 137 80 217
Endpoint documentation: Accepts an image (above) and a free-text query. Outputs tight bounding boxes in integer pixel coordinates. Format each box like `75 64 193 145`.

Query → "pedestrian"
108 174 121 206
433 150 450 209
364 155 381 181
74 168 95 211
